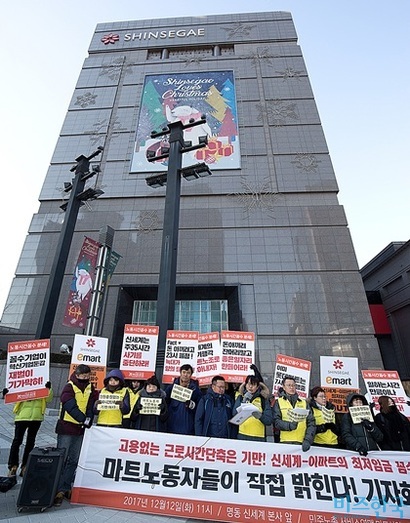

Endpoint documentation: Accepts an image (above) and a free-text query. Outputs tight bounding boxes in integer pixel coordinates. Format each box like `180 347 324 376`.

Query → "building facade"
0 11 383 386
361 241 410 381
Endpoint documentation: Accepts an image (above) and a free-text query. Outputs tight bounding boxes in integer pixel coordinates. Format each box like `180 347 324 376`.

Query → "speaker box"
17 447 65 511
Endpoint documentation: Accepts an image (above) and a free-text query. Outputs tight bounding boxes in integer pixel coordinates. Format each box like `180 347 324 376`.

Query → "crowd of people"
3 363 410 508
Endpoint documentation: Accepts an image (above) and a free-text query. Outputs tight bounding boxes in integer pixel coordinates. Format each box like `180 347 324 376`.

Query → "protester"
54 364 98 506
308 386 339 448
374 395 410 451
94 369 130 427
5 381 53 477
122 378 144 429
341 393 383 455
233 374 272 441
272 375 315 451
195 375 234 438
131 375 168 431
165 364 202 435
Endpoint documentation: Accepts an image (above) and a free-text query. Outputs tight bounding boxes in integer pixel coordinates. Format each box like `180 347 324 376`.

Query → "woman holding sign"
130 375 168 432
232 374 272 442
341 393 383 455
309 386 339 448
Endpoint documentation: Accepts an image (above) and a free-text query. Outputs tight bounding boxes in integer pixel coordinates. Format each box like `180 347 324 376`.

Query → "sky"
1 0 409 315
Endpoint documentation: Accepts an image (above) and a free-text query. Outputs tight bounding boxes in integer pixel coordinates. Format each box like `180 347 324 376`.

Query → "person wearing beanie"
94 369 130 427
374 395 410 451
308 386 339 448
272 376 315 451
341 393 383 456
54 364 98 506
130 375 168 432
233 374 272 441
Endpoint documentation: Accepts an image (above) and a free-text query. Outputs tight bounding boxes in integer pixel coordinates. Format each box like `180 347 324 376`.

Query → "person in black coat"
341 393 383 455
375 395 410 451
130 375 168 432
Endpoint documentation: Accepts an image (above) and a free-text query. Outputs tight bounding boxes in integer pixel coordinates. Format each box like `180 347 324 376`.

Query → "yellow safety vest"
96 387 128 426
312 406 338 446
238 396 265 438
278 396 307 443
123 388 140 420
61 381 92 425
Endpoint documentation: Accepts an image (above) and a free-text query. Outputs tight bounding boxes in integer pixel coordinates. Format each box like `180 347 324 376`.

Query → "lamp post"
35 147 104 340
145 117 212 381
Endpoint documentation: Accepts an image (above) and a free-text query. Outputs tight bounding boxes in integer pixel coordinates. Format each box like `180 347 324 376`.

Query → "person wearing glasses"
309 386 339 448
194 375 234 438
272 375 315 451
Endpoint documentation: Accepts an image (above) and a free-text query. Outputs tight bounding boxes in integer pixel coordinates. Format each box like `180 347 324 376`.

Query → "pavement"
0 401 199 523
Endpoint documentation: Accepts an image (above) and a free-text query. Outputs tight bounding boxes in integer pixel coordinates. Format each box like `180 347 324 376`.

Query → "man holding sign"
165 364 202 435
272 375 315 451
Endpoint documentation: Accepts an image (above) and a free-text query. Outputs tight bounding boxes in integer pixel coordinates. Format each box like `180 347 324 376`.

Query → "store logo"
86 338 96 348
333 359 344 370
101 33 120 45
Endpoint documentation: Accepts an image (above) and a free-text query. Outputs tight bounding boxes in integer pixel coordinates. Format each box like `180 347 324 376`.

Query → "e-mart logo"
101 28 205 45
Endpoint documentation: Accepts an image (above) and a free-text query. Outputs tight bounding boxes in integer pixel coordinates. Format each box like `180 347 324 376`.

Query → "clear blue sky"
1 0 409 314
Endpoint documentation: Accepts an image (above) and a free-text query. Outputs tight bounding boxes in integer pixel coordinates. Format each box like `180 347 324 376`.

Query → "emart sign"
320 356 359 389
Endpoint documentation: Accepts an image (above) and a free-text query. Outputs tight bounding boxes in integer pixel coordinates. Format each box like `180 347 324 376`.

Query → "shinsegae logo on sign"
101 27 205 45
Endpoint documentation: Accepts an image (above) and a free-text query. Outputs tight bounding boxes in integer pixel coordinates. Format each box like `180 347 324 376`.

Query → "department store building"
0 11 383 386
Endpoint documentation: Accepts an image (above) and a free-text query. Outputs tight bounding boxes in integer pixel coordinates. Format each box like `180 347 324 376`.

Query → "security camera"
60 343 72 355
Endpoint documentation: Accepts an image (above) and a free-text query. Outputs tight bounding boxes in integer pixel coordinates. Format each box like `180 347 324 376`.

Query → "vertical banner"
120 325 158 380
220 330 254 383
5 339 50 404
63 236 100 329
69 334 108 391
162 330 198 384
320 356 359 413
197 332 221 386
131 71 240 172
273 354 311 399
362 369 410 418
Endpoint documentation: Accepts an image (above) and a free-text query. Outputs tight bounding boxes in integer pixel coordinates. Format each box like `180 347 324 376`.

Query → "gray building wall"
0 11 383 388
361 241 410 378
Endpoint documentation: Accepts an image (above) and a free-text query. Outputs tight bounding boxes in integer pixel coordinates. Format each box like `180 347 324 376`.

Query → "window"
132 300 228 333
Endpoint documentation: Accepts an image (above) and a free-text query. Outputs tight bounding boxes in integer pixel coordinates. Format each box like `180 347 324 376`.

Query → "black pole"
155 121 185 380
35 148 103 340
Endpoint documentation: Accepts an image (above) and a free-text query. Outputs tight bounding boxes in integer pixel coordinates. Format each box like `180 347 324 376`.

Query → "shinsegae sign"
124 28 205 40
101 28 205 45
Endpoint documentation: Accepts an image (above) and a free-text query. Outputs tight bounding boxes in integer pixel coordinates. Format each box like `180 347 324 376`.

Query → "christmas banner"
73 427 410 522
120 325 159 380
5 339 50 404
63 236 100 329
131 71 240 172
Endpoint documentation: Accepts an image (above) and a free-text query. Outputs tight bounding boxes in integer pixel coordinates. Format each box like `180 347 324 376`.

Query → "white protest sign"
162 330 198 384
5 339 50 404
273 354 311 399
220 330 254 383
362 369 410 418
120 325 158 380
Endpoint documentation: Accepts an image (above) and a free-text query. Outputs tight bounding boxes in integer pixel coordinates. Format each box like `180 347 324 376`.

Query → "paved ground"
0 400 196 523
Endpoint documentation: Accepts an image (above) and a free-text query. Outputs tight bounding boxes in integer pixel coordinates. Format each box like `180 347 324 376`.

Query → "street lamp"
145 117 212 381
35 147 104 340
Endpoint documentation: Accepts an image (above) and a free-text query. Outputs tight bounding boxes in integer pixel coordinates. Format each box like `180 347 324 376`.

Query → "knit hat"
145 375 161 389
